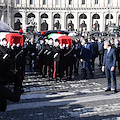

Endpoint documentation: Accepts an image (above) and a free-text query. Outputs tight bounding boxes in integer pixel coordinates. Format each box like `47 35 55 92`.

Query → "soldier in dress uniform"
63 44 74 81
46 38 54 79
52 39 61 82
42 37 49 77
38 38 45 75
0 39 23 112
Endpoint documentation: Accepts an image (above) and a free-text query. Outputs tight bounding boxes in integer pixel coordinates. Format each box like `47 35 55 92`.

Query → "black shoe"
0 97 7 112
114 90 118 93
105 89 111 92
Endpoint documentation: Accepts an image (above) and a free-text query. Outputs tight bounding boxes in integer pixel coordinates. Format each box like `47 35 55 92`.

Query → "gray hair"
104 40 111 46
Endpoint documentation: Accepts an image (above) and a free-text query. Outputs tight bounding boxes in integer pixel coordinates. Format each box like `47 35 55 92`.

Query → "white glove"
54 53 58 58
3 54 8 59
44 50 48 54
31 53 35 56
74 54 76 57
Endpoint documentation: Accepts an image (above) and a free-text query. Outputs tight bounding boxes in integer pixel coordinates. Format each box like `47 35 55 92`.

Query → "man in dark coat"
27 38 37 71
80 38 93 79
102 40 118 93
97 37 104 67
113 38 120 74
90 37 98 72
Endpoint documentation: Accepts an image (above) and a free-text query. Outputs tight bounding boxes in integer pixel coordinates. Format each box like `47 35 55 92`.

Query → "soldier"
64 44 74 80
46 38 54 79
42 37 49 77
52 39 61 82
38 38 45 75
0 40 23 112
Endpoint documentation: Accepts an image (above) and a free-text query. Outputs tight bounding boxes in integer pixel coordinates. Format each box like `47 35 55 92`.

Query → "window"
82 0 85 5
56 0 59 5
30 0 33 4
108 0 110 4
69 0 72 5
16 0 20 4
43 0 46 5
95 0 98 4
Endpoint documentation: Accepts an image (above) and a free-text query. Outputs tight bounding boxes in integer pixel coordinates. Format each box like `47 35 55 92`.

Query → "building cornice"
13 7 120 11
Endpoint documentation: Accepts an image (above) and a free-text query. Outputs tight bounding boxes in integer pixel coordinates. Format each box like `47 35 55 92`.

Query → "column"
61 12 66 30
26 0 27 7
1 10 5 22
9 7 12 27
23 11 27 33
48 12 53 30
1 0 4 3
100 12 105 32
87 12 92 31
114 12 118 26
116 12 119 27
74 12 78 31
37 12 40 32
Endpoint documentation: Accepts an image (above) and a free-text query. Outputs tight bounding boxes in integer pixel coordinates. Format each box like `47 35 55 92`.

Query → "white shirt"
107 46 111 54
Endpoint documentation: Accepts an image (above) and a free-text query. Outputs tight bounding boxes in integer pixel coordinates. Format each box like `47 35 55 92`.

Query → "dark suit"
90 42 98 71
80 44 93 78
103 47 117 90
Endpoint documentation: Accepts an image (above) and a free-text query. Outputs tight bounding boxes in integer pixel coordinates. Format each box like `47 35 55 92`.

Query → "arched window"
28 13 35 18
14 12 22 18
67 13 74 19
16 0 20 4
106 14 113 19
92 14 100 19
41 13 48 18
80 14 87 19
54 13 60 18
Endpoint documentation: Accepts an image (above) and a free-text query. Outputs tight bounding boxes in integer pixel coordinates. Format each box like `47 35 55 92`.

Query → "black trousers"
99 54 104 66
0 85 20 102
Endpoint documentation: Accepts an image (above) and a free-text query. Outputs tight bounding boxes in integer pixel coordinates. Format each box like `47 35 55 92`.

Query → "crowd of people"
23 35 120 82
0 32 120 111
0 34 120 84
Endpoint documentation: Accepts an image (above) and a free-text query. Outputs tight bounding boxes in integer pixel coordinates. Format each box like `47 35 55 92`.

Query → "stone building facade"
0 0 120 32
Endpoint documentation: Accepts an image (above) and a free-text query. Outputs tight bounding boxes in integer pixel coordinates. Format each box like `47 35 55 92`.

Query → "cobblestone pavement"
1 59 120 120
